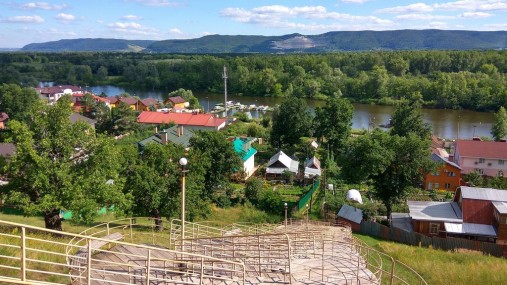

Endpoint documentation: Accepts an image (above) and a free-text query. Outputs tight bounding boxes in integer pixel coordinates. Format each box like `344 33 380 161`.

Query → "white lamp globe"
179 157 188 166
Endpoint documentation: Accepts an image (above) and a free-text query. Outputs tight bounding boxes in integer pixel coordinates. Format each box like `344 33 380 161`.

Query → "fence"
298 180 320 210
361 220 504 257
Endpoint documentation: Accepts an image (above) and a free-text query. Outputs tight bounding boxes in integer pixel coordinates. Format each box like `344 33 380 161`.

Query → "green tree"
313 98 353 156
1 97 129 229
244 177 264 203
111 101 138 135
0 83 40 123
341 130 432 220
390 92 431 139
167 88 200 109
270 97 312 148
189 131 242 200
491 106 507 141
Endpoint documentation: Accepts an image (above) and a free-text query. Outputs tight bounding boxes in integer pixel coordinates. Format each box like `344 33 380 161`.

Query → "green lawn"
355 234 507 285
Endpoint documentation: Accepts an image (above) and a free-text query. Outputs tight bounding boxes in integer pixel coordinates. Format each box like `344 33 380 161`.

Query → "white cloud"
18 2 67 10
109 22 143 29
107 21 158 36
428 22 449 29
122 15 142 20
221 5 393 29
459 12 492 18
55 13 75 21
128 0 181 7
5 15 44 23
169 28 183 35
396 14 455 20
377 3 434 14
341 0 371 3
434 0 507 11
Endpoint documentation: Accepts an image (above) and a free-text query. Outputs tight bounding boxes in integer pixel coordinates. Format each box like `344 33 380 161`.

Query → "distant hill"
20 30 507 53
21 38 155 52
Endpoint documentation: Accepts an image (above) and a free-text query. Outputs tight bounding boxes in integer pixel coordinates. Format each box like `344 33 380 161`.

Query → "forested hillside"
1 50 506 111
21 39 155 52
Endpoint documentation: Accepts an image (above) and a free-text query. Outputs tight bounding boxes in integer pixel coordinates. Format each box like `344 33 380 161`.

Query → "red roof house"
454 140 507 177
137 111 226 131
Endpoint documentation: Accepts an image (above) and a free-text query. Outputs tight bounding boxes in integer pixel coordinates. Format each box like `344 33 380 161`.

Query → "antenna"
223 65 227 117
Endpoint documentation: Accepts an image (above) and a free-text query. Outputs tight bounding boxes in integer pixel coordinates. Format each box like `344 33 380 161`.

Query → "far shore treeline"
1 50 507 112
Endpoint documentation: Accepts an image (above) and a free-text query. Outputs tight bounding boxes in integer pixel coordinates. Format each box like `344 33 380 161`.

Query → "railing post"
106 222 110 236
200 257 204 285
130 218 133 242
87 239 92 285
321 238 324 282
390 256 395 285
146 249 151 285
285 234 292 284
21 227 26 281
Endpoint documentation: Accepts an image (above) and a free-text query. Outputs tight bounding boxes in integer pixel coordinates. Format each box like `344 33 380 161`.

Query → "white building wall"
243 155 255 176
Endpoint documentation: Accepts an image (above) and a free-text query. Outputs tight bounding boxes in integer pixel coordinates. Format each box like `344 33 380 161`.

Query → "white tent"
346 189 363 204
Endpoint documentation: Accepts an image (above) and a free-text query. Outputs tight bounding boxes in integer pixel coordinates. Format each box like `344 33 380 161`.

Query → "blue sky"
1 0 507 48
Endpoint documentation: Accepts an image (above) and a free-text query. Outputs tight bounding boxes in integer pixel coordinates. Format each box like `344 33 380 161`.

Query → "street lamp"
284 203 288 230
179 157 188 252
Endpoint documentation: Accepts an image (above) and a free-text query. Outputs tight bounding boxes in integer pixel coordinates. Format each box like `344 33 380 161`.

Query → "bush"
244 177 264 203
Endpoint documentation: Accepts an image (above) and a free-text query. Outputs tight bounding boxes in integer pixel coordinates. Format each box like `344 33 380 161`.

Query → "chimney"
177 125 184 137
160 131 168 145
155 126 158 134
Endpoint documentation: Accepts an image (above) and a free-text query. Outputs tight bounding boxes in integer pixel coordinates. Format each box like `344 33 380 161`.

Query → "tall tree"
270 97 312 148
492 106 507 141
1 97 129 229
189 131 241 200
341 130 433 220
0 83 40 123
390 92 432 139
313 97 353 156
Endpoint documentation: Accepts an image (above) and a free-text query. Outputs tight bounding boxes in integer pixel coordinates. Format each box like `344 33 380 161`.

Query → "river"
87 85 494 140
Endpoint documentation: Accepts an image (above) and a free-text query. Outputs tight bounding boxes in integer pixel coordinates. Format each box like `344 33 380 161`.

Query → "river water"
88 85 494 140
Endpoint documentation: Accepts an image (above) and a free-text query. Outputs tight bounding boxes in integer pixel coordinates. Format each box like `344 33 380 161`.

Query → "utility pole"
223 65 228 117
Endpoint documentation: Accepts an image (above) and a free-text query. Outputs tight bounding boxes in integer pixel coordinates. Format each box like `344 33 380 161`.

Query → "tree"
313 98 353 156
244 177 263 203
270 97 312 148
491 106 507 141
390 92 431 139
189 131 242 200
341 130 433 220
110 101 138 135
0 83 40 123
167 88 200 109
1 97 129 229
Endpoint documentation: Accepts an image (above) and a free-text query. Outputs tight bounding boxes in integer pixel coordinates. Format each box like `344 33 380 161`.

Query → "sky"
1 0 507 48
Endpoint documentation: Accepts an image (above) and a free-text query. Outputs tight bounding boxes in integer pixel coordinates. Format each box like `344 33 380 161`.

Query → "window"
499 160 505 165
475 169 484 175
432 171 440 176
479 158 485 164
434 183 440 189
430 223 440 234
428 183 433 190
447 171 456 177
445 183 451 189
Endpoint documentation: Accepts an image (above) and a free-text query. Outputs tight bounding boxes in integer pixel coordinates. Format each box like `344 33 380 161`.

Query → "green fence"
298 180 320 210
361 220 504 257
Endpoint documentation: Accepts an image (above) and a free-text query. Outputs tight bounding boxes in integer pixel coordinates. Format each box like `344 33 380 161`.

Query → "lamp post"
284 203 288 230
306 204 309 230
179 157 188 252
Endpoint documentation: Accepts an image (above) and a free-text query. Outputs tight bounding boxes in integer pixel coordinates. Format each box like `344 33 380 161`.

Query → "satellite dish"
346 189 363 204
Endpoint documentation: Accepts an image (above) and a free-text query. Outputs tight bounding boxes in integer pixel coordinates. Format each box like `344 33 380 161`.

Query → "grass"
355 234 507 285
197 204 282 226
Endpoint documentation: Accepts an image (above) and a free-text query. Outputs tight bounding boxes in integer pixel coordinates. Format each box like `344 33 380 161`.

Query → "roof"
444 222 497 237
459 186 507 202
407 201 463 222
304 156 322 177
138 126 195 148
337 204 363 224
455 140 507 160
69 113 96 126
140 98 159 106
0 112 9 122
233 137 257 161
119 97 138 105
166 96 186 104
431 153 461 170
137 111 226 129
392 213 413 232
492 201 507 214
107 96 119 104
266 151 299 174
0 143 16 157
36 85 84 95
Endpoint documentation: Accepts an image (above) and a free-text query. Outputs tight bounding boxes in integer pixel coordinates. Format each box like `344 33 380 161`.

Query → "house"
423 152 462 192
107 96 139 110
0 113 9 129
137 125 195 152
265 151 299 180
232 137 257 178
304 156 321 179
453 140 507 177
137 111 226 131
35 85 85 104
408 201 463 237
337 204 363 232
69 113 97 129
71 93 110 112
139 98 159 111
164 96 188 109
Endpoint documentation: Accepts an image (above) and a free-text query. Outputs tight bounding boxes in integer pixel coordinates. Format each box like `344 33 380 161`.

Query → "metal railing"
0 219 246 285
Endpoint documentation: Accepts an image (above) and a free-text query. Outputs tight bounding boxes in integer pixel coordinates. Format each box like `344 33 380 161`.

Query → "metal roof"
492 201 507 214
337 204 363 224
266 151 299 174
460 186 507 202
407 201 462 222
431 153 461 170
444 222 497 237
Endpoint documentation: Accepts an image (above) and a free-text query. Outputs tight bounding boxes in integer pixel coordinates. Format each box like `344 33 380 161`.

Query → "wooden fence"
360 220 504 257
